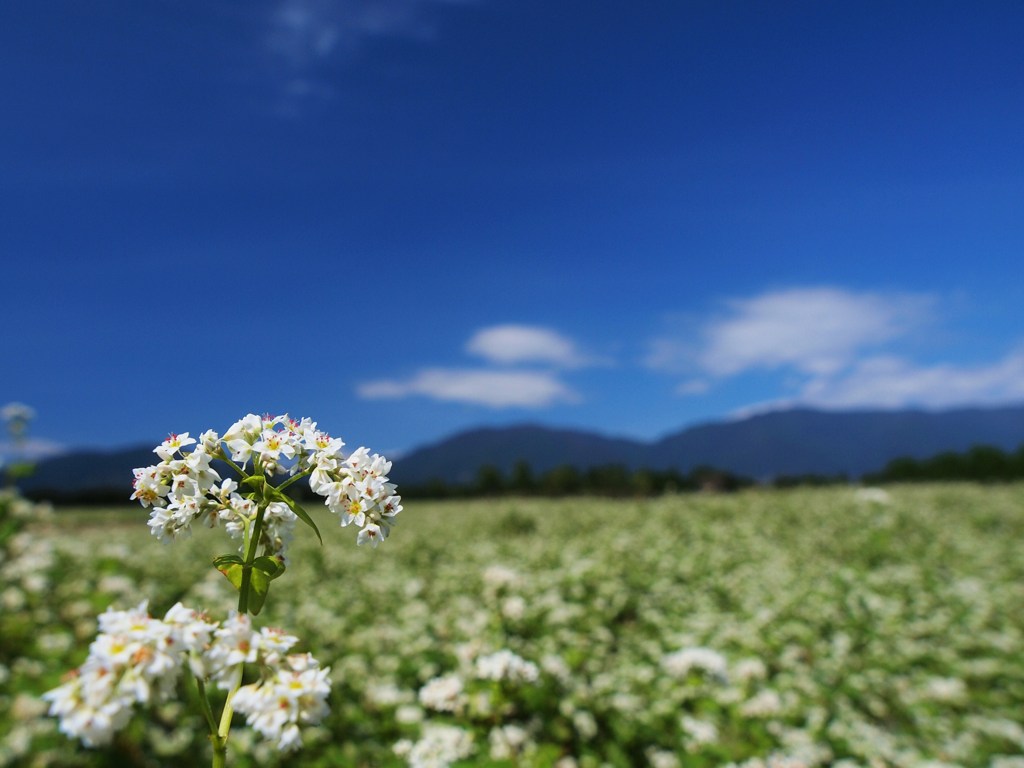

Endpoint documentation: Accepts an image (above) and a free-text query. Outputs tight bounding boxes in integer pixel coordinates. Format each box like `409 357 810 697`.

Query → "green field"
2 485 1024 767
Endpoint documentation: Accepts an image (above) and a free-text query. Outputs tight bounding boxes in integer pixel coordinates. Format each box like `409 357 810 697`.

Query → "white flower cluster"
406 648 541 765
131 413 402 554
231 651 331 752
417 648 541 720
854 486 892 505
488 723 531 761
474 650 540 684
394 723 474 768
42 602 214 747
417 673 465 713
42 603 330 752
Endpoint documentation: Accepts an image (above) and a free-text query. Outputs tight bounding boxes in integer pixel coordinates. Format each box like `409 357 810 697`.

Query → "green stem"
188 663 227 768
276 468 312 493
213 666 244 768
212 444 248 481
218 454 249 481
191 666 219 737
238 495 268 614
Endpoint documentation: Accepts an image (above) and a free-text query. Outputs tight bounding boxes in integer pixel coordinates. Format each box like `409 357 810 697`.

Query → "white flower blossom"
231 653 331 753
130 413 402 557
44 603 328 753
154 432 196 461
42 602 218 747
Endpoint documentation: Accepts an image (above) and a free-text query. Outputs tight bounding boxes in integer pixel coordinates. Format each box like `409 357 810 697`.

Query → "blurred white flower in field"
501 595 527 620
1 402 35 436
681 715 719 749
733 658 768 682
920 676 968 704
662 647 728 681
854 487 891 505
474 649 539 683
394 723 473 768
418 674 465 713
0 402 34 420
366 682 410 708
741 689 784 718
482 564 520 590
646 748 681 768
572 710 597 739
488 723 531 760
395 704 424 724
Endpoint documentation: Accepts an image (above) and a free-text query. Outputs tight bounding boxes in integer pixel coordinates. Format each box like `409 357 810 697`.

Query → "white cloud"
358 323 592 409
466 324 591 367
795 351 1024 410
357 368 579 408
648 286 1024 412
697 287 931 376
647 286 933 374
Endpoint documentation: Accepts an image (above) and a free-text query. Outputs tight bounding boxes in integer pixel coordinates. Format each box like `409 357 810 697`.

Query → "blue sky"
3 0 1024 459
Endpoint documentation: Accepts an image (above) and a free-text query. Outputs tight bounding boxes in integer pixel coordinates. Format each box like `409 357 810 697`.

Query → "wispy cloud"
358 368 578 408
648 286 1024 411
265 0 474 105
647 287 932 377
794 351 1024 410
674 378 710 396
358 323 590 408
700 287 930 376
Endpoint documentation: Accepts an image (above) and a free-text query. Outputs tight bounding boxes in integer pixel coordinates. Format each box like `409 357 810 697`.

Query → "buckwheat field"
2 484 1023 767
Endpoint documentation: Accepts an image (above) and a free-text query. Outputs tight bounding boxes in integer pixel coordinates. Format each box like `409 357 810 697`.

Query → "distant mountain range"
18 404 1024 497
392 405 1024 485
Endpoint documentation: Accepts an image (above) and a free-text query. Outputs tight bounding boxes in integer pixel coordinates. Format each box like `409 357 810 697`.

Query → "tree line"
864 443 1024 484
406 442 1024 498
22 443 1024 506
402 461 754 499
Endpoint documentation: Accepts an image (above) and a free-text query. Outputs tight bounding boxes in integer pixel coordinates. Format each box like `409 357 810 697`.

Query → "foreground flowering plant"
44 413 401 766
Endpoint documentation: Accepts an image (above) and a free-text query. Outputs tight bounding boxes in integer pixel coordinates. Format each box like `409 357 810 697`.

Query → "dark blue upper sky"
3 0 1024 458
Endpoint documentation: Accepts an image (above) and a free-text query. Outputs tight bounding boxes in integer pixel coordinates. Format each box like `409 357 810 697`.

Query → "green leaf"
214 558 245 592
247 567 271 615
213 555 279 615
269 487 322 545
241 475 266 489
253 555 286 580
